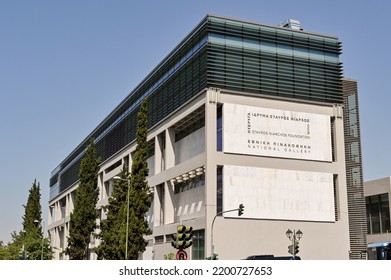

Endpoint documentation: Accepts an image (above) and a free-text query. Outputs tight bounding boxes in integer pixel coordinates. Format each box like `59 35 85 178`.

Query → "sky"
0 0 390 243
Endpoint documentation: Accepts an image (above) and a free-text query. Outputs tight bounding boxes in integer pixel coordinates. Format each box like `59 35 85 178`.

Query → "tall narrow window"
330 117 335 162
217 106 222 151
370 195 381 234
217 166 223 214
333 175 339 221
366 197 371 234
380 194 390 233
191 229 205 260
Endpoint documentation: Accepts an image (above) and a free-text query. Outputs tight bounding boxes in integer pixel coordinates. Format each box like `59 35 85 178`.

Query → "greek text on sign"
223 103 332 161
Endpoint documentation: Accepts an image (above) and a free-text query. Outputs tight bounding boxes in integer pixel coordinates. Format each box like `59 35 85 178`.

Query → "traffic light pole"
210 204 244 259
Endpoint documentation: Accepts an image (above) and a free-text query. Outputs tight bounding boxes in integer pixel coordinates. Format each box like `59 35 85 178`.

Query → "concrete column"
205 88 218 257
65 194 69 217
154 134 163 174
153 185 162 226
164 180 175 224
333 105 350 259
165 128 175 169
54 227 59 259
334 106 349 216
128 152 133 173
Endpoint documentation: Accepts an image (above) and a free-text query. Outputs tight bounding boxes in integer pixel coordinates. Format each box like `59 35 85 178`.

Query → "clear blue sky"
0 0 390 243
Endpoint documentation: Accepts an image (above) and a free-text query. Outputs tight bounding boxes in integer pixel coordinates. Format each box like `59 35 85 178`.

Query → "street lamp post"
113 176 131 260
34 220 45 260
286 229 303 258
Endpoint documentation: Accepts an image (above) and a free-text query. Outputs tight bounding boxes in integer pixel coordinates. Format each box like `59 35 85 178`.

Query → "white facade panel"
175 127 205 165
223 165 335 222
174 186 205 222
223 103 332 161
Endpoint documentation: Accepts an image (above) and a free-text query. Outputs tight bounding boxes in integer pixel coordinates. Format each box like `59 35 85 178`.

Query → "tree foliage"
22 179 42 236
1 180 53 260
0 240 8 260
3 231 24 260
95 165 130 259
126 98 152 259
95 99 152 260
66 138 101 259
21 180 52 260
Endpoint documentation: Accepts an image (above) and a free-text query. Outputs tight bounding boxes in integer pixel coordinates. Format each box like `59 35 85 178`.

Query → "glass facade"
207 17 342 103
50 15 343 202
366 193 391 234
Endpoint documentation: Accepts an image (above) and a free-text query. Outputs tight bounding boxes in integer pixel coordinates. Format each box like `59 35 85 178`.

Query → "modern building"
342 78 367 259
47 15 364 260
364 177 391 259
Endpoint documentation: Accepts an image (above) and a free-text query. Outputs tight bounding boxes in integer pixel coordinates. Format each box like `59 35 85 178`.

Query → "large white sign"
223 104 332 161
223 165 335 222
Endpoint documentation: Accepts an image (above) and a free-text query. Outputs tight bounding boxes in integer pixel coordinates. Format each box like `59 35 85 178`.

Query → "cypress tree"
126 98 152 259
95 165 130 260
20 180 52 260
22 180 43 260
22 180 42 237
66 138 101 259
95 99 151 260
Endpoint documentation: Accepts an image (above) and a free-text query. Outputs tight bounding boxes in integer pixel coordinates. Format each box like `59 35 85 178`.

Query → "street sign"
176 249 188 260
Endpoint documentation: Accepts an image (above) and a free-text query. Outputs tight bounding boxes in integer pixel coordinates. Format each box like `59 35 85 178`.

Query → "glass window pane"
277 43 292 56
380 194 390 233
350 142 360 163
348 94 356 110
366 197 371 234
191 229 205 260
217 108 222 151
370 196 380 234
217 167 223 214
260 41 276 54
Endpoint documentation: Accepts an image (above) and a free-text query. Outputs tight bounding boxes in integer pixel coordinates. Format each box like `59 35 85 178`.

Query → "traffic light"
288 244 294 255
294 241 299 255
238 203 244 216
171 225 193 249
171 232 179 249
288 241 299 255
177 225 193 249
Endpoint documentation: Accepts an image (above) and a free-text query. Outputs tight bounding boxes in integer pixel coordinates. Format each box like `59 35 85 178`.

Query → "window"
217 106 222 151
174 174 205 194
104 160 122 174
347 94 359 138
175 117 205 142
366 193 390 234
380 194 391 233
217 166 223 214
350 142 360 163
191 229 205 260
154 235 164 245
